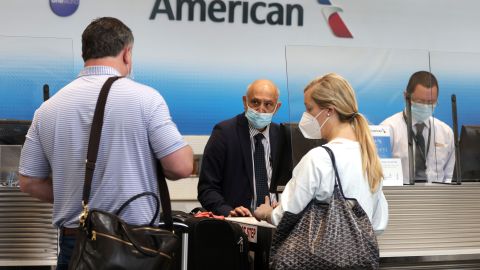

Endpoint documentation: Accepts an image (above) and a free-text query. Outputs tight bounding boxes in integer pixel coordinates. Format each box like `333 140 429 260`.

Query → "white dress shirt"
271 138 389 235
248 124 277 209
380 112 455 183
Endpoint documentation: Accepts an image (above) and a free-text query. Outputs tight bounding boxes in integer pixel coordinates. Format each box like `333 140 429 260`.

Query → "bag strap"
82 76 174 231
83 77 121 201
320 145 347 199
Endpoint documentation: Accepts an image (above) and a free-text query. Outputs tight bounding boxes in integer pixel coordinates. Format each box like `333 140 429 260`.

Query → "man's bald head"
246 79 280 99
243 79 281 114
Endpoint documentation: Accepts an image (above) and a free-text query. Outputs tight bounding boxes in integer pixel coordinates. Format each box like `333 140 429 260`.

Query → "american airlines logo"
318 0 353 38
150 0 304 26
149 0 354 38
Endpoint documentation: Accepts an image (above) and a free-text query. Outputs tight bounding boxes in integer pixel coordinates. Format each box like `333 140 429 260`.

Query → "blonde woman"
254 73 388 234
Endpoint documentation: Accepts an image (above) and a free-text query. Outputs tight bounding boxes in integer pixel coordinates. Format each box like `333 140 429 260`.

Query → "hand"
228 206 252 217
254 196 273 222
271 200 279 208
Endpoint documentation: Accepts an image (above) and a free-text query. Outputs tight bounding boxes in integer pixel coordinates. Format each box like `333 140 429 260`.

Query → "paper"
225 217 276 229
381 158 404 186
226 217 276 243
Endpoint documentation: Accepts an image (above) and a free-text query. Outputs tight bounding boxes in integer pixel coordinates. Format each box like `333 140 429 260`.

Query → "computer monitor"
454 125 480 181
270 123 326 192
0 120 32 145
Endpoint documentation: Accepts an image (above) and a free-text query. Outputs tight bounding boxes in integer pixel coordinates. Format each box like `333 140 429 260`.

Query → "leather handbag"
270 146 379 270
68 77 179 270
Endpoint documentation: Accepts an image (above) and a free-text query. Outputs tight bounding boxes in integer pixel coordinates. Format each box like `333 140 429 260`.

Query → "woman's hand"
254 196 274 223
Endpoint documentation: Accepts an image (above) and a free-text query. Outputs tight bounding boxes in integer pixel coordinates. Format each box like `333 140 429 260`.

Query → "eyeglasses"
249 98 277 112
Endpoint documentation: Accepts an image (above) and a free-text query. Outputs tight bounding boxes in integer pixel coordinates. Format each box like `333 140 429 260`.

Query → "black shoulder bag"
68 77 179 270
270 145 379 270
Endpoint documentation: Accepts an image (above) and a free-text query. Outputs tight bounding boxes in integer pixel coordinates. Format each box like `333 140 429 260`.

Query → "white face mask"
299 110 330 139
411 102 435 123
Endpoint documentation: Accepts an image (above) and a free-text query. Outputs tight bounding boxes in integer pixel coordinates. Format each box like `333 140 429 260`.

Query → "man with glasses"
198 79 282 216
381 71 455 183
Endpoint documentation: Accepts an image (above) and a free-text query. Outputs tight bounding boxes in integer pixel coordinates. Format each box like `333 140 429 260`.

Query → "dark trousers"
56 233 77 270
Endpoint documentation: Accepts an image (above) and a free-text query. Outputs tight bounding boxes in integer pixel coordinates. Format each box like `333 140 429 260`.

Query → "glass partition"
270 46 480 188
429 51 480 182
0 35 74 120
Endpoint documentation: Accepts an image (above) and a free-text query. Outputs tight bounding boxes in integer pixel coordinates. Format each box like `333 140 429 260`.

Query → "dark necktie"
254 133 269 206
414 122 427 180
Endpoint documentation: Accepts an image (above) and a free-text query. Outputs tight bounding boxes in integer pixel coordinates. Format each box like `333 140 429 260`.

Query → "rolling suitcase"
170 211 249 270
169 221 189 270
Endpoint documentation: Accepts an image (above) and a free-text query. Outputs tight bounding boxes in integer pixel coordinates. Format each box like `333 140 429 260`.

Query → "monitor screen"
454 125 480 181
270 123 326 192
0 120 32 145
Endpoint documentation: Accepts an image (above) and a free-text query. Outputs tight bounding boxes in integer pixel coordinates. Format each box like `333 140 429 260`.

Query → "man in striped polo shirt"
18 17 193 269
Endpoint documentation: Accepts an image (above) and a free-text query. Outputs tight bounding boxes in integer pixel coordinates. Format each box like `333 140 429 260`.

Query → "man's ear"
242 96 248 111
274 102 282 114
123 46 132 65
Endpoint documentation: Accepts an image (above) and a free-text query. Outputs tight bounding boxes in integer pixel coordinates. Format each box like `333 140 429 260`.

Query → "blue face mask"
245 106 275 129
411 102 435 123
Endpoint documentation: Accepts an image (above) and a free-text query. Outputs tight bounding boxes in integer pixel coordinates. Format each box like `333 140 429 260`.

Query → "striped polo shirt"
19 66 187 228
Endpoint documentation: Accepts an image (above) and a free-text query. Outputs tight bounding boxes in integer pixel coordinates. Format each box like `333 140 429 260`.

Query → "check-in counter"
175 137 480 269
0 145 57 267
2 178 480 269
169 179 480 269
0 188 57 267
2 133 480 270
379 183 480 269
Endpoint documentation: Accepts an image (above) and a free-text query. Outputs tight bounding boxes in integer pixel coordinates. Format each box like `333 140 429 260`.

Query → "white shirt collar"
78 66 122 77
248 122 270 140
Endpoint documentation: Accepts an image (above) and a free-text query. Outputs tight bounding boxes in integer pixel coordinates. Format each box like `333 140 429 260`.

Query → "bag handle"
82 76 174 231
115 192 160 227
320 145 347 199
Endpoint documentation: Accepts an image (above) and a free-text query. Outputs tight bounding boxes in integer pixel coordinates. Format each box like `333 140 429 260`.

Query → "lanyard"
402 112 431 159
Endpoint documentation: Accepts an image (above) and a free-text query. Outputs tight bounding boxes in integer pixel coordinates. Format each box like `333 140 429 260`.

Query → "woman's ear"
326 107 334 117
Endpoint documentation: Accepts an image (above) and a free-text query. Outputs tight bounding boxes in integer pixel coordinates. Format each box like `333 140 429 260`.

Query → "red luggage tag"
194 211 225 220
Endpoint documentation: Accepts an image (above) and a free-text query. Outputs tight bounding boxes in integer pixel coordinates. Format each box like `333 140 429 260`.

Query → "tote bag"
270 146 379 270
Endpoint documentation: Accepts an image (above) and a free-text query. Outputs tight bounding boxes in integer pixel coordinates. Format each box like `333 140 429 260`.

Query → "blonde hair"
304 73 383 192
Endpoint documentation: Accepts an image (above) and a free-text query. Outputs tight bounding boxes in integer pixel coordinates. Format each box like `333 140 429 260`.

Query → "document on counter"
226 217 276 243
225 216 276 228
381 158 404 186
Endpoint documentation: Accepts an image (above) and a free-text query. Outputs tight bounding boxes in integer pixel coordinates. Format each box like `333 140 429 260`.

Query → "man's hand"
228 206 252 217
18 174 53 203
